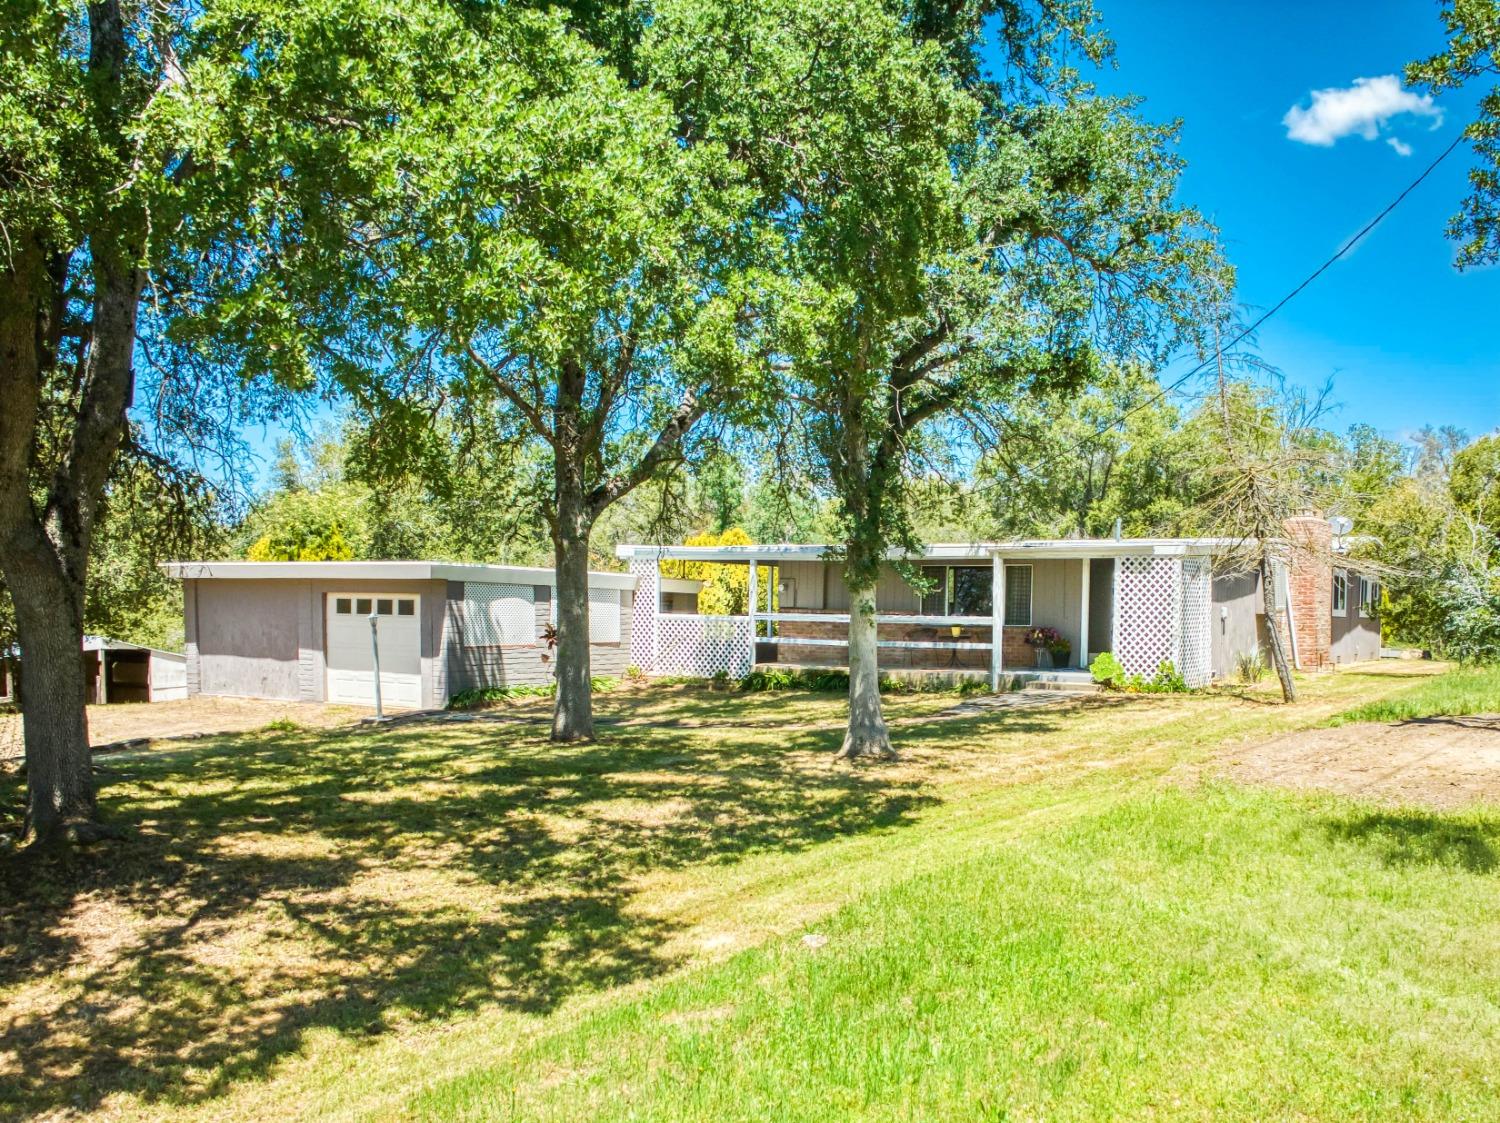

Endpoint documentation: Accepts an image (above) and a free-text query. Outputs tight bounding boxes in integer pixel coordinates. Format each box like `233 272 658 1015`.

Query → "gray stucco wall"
445 584 635 696
185 577 449 707
1211 570 1261 678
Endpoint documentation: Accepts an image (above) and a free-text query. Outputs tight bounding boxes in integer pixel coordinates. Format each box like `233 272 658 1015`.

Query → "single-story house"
1 636 187 706
162 561 638 710
162 516 1378 707
618 514 1381 689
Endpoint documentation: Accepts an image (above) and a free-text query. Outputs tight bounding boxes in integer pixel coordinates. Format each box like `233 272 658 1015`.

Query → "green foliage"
1092 653 1189 693
660 528 758 615
1435 561 1500 663
1089 651 1126 688
1407 1 1500 267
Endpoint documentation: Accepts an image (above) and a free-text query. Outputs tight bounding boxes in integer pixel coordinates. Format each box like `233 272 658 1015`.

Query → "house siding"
444 584 634 697
185 577 449 708
1332 570 1381 664
1211 570 1261 678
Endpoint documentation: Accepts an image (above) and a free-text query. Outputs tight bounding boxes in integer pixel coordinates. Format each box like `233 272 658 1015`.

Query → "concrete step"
1021 678 1102 694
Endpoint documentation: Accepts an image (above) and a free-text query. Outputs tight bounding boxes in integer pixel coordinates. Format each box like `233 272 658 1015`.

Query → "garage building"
164 561 638 710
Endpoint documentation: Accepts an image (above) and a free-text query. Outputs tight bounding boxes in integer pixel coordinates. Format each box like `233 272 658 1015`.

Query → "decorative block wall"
1112 556 1182 678
629 556 660 671
654 615 754 678
1178 556 1212 688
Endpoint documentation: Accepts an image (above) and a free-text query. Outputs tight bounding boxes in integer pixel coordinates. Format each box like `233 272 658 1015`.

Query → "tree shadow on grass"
0 699 936 1116
1325 810 1499 874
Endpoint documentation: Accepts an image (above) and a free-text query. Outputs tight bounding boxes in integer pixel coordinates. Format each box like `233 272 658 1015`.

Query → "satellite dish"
1328 515 1354 537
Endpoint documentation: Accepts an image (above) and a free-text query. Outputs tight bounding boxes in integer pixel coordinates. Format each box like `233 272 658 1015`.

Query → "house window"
397 599 416 616
1004 564 1032 627
462 583 536 646
917 565 993 617
355 597 372 615
920 567 947 616
1359 577 1379 618
1332 571 1347 617
376 598 394 616
335 598 352 615
950 566 992 617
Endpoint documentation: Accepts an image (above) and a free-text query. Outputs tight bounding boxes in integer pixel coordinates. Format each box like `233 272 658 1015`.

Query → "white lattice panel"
1179 556 1212 687
1113 556 1181 678
629 557 660 670
654 614 753 679
461 583 536 647
589 587 622 643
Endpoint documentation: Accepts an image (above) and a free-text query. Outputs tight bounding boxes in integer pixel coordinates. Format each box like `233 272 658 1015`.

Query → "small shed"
83 636 189 704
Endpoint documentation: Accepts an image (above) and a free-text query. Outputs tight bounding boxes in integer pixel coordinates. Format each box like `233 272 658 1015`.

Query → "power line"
984 130 1466 486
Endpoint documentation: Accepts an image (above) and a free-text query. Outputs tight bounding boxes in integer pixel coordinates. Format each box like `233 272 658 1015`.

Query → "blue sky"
1067 0 1498 440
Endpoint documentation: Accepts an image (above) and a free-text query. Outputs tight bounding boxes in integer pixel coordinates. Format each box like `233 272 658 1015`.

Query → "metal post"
990 553 1005 692
369 611 384 720
1078 557 1091 669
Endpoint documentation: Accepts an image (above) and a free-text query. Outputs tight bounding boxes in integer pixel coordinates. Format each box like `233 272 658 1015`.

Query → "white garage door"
326 593 423 709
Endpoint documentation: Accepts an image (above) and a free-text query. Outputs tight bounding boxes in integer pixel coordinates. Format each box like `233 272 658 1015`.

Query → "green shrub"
1091 653 1191 694
1148 661 1187 693
1089 651 1126 688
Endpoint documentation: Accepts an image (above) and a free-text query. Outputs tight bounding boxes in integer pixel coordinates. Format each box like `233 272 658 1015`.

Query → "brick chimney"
1283 512 1332 670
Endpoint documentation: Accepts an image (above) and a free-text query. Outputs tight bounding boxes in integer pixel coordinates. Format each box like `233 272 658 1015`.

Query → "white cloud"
1283 75 1441 148
1387 136 1413 157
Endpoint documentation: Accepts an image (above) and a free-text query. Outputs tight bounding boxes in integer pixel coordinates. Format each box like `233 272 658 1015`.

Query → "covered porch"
620 542 1147 690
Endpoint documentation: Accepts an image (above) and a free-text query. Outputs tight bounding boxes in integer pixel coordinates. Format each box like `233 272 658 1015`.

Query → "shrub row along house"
163 516 1379 709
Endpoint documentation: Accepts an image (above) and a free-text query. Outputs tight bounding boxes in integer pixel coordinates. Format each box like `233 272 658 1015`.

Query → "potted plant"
1048 634 1072 667
1025 626 1064 669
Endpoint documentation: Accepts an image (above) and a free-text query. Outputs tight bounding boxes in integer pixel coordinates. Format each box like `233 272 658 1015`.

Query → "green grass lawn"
1328 661 1500 725
1 663 1497 1121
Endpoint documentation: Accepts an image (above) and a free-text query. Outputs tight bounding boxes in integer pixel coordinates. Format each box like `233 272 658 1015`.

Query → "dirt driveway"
0 696 370 762
1220 714 1500 810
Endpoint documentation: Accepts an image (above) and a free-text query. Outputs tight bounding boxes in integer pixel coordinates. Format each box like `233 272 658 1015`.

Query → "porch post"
990 553 1005 692
747 560 759 660
1078 557 1091 669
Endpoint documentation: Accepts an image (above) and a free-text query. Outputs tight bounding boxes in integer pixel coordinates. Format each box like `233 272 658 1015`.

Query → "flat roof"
161 560 637 590
616 538 1240 563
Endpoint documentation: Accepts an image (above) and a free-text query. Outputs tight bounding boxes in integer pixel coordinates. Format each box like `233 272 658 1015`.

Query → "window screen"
588 587 621 643
462 583 536 646
919 567 948 615
950 566 992 616
1003 565 1032 626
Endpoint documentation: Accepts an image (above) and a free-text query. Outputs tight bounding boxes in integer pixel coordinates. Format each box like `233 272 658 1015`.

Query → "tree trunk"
837 565 895 761
1260 556 1298 703
6 549 102 844
551 454 595 742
